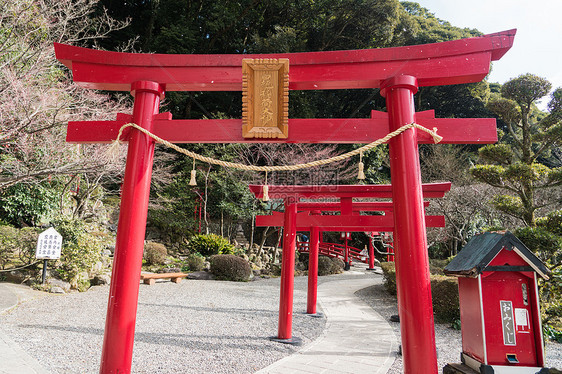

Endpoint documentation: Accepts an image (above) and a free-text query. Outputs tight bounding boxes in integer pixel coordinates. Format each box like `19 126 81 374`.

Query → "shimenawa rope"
108 122 442 173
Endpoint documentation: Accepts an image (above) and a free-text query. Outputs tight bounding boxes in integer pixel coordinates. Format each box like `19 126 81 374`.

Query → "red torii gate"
54 29 514 374
250 182 450 318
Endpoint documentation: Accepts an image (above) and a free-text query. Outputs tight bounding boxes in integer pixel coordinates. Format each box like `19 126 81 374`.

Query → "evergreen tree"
470 74 562 227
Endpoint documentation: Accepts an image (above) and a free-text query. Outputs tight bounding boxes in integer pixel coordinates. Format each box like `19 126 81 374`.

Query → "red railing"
297 241 368 264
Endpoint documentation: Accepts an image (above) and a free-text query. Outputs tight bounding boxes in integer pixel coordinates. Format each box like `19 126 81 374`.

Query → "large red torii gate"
250 182 450 320
55 29 514 374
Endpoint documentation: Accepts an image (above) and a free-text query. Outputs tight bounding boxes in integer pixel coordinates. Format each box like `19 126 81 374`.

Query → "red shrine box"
444 232 551 374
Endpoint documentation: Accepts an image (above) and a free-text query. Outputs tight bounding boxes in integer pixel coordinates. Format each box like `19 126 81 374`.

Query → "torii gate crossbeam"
251 185 449 319
54 29 515 374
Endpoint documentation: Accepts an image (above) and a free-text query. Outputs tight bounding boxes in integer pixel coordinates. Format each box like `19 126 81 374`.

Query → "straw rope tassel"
262 171 270 202
106 133 123 161
357 151 366 180
189 158 197 186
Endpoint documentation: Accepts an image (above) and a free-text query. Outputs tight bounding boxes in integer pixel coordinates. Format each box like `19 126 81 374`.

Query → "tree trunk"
257 226 270 257
220 210 224 237
274 227 283 263
249 214 255 249
203 166 211 234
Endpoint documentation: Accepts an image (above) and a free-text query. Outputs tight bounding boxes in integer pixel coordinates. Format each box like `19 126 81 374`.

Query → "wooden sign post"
35 227 63 284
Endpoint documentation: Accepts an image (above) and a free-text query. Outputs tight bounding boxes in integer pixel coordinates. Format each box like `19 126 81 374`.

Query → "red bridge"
297 241 368 265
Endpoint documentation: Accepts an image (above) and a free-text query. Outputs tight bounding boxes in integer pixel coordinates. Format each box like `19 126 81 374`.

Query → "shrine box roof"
444 231 550 280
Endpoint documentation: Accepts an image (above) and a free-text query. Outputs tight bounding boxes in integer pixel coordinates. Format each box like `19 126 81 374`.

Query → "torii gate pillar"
100 81 164 373
381 75 437 373
307 225 320 315
276 200 299 343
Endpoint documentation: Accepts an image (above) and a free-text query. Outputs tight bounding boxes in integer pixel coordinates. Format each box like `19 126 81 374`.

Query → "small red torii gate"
258 197 433 266
54 29 514 374
250 182 450 320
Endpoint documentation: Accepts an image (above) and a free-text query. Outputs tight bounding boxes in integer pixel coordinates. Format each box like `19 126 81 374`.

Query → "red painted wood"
55 26 517 374
307 226 320 315
66 115 497 144
54 30 514 91
481 271 537 366
249 182 451 199
368 236 376 269
278 202 297 340
255 212 445 230
99 81 164 373
459 276 486 363
296 201 430 211
382 75 437 373
482 248 541 366
458 247 546 369
532 273 546 368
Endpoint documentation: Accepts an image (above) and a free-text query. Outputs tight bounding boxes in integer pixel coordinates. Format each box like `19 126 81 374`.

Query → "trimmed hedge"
210 254 251 281
380 261 460 323
185 253 205 272
317 255 344 276
0 225 40 270
143 241 168 265
430 275 460 323
380 262 397 295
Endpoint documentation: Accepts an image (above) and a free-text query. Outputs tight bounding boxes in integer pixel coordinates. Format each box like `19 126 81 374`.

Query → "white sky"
414 0 562 110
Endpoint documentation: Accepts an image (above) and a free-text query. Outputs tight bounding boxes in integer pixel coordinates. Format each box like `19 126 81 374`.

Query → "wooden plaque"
242 58 289 138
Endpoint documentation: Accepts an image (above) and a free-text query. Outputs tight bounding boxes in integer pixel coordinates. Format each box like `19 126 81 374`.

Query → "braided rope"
111 122 442 172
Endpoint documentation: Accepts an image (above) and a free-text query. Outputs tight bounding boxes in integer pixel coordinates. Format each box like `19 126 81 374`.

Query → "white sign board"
35 227 63 260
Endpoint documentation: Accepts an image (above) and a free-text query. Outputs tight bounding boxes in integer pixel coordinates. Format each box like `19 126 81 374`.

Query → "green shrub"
317 256 333 276
540 267 562 333
143 241 168 265
0 183 58 227
429 258 451 275
381 262 397 295
431 275 460 323
317 255 343 276
188 234 235 257
185 253 205 271
210 254 251 281
515 226 562 265
0 225 41 270
53 218 103 288
331 257 345 273
537 210 562 236
380 261 460 323
0 225 20 269
147 208 193 253
514 224 562 331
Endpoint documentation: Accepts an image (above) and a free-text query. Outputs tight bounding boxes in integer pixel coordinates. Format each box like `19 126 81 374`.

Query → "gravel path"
1 270 560 373
0 276 327 374
356 283 562 372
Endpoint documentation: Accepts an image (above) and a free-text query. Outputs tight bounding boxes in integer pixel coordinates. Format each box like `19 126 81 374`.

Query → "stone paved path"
256 277 398 374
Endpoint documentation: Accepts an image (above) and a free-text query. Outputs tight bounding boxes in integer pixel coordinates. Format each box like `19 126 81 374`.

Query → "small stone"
46 278 71 292
50 286 65 294
186 271 216 280
161 268 181 273
91 274 111 286
4 270 27 283
92 261 103 274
